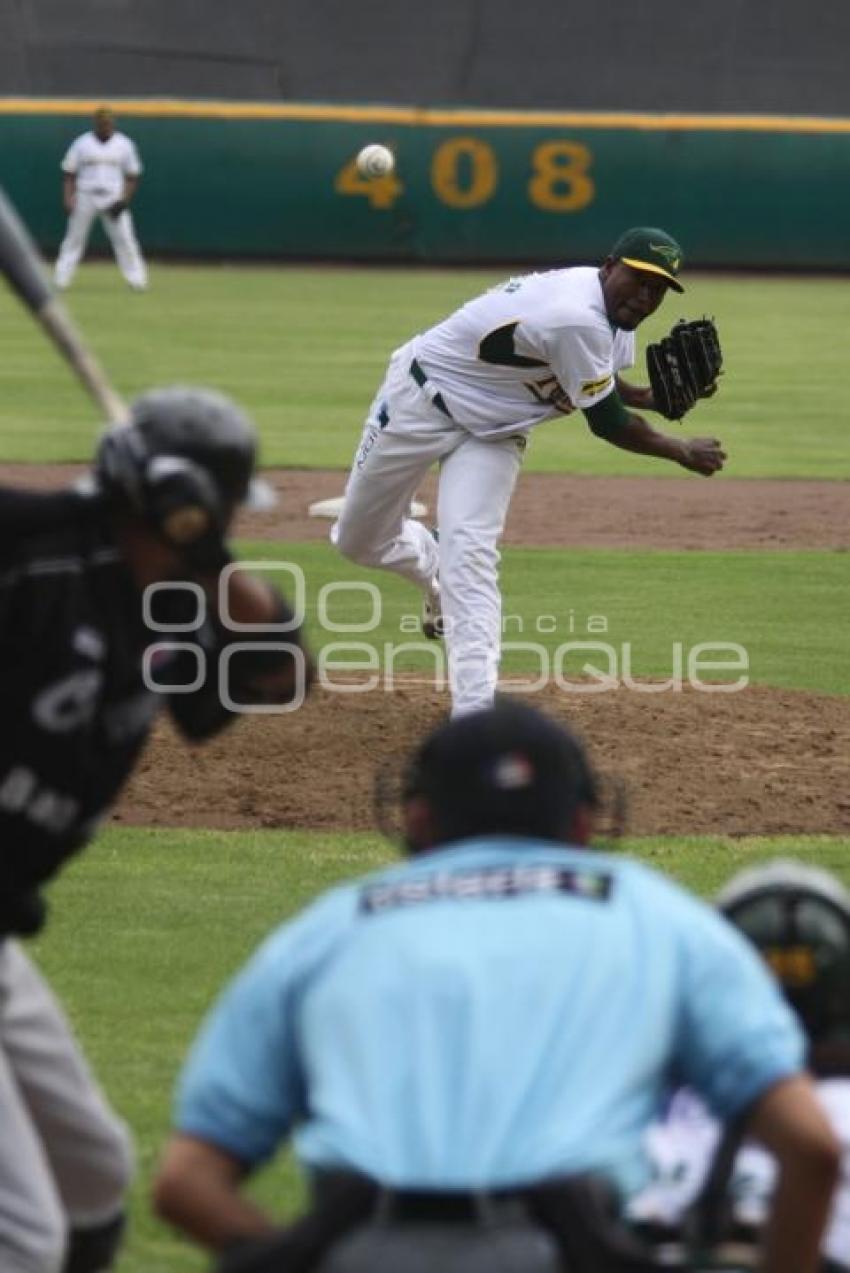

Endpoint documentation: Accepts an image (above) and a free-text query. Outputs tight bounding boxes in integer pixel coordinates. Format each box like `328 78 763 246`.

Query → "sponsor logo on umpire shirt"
360 864 612 913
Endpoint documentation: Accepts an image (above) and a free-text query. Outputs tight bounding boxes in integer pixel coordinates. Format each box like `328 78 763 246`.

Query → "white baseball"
356 144 395 178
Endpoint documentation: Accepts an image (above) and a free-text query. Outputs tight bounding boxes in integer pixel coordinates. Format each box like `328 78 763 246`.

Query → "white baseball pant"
0 941 133 1273
54 192 147 290
334 341 525 716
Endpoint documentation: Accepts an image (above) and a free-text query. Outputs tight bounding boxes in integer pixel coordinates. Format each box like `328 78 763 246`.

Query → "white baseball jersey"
60 131 142 209
629 1082 850 1269
410 267 636 439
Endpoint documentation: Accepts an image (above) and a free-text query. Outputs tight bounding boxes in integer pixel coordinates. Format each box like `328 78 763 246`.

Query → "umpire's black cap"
403 700 599 846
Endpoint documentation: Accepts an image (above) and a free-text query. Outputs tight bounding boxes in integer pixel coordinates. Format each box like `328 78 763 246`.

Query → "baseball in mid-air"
356 143 395 178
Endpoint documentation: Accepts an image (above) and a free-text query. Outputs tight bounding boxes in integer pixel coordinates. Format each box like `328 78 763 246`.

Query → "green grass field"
1 263 849 476
2 261 847 1271
238 539 847 695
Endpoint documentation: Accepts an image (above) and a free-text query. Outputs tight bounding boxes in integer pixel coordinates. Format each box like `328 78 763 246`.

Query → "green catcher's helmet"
717 859 850 1044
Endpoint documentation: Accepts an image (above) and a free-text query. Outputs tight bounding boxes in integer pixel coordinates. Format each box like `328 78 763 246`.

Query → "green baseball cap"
609 226 685 293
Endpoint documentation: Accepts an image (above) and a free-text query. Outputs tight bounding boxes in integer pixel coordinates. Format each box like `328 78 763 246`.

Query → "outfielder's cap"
404 700 598 844
609 226 685 293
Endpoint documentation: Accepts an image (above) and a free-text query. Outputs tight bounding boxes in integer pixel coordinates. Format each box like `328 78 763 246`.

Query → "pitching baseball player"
154 702 834 1273
333 227 725 717
630 860 850 1272
54 107 147 291
0 388 309 1273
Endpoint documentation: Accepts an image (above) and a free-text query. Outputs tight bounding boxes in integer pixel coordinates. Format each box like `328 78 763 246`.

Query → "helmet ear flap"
143 455 223 546
95 423 226 547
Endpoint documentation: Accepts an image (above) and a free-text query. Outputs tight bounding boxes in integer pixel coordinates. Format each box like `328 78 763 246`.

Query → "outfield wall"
2 100 849 268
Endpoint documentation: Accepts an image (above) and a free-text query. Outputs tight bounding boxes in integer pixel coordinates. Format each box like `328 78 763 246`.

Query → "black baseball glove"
107 199 129 218
646 317 723 420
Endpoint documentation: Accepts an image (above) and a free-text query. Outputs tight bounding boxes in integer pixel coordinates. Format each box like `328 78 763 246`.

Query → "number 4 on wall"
335 158 404 209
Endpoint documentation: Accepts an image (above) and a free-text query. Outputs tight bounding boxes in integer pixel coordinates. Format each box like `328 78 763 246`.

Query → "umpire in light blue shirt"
153 702 838 1273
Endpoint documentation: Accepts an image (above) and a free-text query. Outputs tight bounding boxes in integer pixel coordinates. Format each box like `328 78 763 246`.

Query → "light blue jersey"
176 839 803 1199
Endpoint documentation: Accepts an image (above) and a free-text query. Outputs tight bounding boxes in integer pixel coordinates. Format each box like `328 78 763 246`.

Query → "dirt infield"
117 680 850 837
2 464 848 549
234 469 850 551
2 464 847 836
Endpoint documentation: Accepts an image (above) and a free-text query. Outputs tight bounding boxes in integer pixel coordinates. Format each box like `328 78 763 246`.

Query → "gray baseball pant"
0 941 133 1273
316 1218 565 1273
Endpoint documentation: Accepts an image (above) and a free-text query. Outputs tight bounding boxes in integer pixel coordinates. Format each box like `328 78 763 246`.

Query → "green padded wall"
2 101 848 267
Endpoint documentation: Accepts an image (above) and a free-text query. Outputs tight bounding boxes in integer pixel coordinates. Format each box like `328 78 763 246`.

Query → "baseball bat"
0 185 128 424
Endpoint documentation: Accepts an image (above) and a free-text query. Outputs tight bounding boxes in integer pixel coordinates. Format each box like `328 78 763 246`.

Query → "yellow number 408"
335 137 595 213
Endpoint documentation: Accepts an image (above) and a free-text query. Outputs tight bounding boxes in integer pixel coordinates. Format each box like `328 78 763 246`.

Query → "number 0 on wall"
430 137 499 208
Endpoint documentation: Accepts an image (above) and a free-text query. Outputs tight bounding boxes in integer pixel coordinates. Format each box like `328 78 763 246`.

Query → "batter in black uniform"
0 386 310 1273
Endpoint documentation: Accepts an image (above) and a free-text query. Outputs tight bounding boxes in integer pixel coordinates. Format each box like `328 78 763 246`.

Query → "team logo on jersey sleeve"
525 375 574 414
581 374 613 397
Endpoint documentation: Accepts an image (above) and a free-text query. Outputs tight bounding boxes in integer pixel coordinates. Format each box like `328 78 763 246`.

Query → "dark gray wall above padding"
2 0 849 115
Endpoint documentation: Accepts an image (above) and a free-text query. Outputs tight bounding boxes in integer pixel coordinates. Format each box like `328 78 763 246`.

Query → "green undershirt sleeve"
582 390 630 436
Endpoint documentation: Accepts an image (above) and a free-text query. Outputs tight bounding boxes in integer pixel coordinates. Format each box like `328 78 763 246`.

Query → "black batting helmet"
93 386 273 547
717 859 850 1044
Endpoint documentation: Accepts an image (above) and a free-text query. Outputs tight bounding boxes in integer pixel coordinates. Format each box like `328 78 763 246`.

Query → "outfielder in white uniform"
333 228 725 716
54 107 147 291
630 860 850 1272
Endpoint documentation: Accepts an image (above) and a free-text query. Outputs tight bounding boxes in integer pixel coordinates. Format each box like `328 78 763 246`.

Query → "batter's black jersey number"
478 323 574 414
